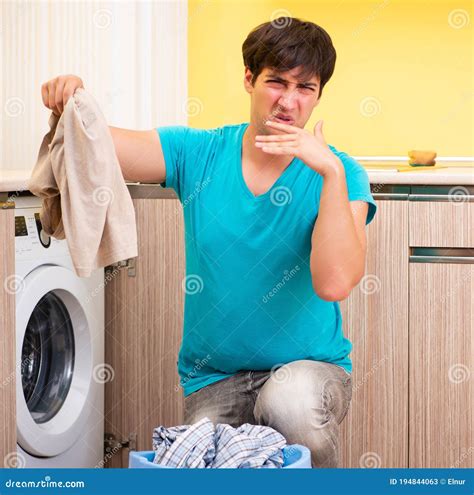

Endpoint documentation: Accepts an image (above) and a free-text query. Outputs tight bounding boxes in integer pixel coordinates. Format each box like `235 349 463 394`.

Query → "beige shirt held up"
28 88 138 277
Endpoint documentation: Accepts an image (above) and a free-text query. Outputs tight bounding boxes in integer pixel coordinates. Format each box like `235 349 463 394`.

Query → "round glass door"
21 291 75 424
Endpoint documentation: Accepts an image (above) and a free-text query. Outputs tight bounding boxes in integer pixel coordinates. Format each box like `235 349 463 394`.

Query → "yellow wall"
188 0 472 156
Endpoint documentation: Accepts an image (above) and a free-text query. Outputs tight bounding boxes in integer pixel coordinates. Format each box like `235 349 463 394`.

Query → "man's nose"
278 90 298 110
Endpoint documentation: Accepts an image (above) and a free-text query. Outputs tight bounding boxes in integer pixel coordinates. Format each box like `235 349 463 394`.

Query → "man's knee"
253 360 352 427
252 360 352 468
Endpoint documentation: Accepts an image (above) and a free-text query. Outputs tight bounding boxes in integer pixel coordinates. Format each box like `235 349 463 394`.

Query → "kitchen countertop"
1 163 473 194
0 169 32 193
357 161 473 185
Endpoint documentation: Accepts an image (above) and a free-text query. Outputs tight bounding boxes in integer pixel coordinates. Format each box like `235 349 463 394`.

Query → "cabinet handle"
370 185 474 201
409 247 474 264
372 193 409 200
409 194 474 202
409 185 474 202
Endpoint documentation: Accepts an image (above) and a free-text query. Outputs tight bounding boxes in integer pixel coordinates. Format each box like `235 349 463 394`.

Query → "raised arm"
108 126 165 183
41 74 166 183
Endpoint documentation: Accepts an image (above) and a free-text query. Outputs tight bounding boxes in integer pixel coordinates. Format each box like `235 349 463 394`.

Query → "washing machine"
14 194 105 468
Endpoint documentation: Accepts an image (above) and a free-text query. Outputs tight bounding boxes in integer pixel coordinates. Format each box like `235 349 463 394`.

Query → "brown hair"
242 17 336 97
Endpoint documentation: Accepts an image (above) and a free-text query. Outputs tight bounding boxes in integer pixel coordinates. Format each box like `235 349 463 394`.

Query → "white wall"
0 0 188 172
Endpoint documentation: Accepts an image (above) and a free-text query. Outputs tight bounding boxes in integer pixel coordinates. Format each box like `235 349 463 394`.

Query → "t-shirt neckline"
235 122 298 202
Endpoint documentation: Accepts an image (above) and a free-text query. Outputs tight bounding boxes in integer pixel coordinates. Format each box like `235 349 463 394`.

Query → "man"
42 17 377 468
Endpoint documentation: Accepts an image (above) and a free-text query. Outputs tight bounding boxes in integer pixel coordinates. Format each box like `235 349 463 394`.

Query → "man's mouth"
271 113 295 125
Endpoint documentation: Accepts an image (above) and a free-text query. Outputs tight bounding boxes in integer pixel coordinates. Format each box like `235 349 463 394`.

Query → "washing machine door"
16 265 96 457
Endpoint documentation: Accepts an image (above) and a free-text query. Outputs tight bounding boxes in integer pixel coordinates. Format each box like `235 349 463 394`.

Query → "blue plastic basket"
129 444 311 469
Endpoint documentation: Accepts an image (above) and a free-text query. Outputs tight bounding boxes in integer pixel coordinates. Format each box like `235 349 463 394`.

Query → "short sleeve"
155 126 188 199
155 125 213 203
328 145 377 225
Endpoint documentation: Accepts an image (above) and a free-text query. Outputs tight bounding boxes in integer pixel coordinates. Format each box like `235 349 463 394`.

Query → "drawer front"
409 201 474 248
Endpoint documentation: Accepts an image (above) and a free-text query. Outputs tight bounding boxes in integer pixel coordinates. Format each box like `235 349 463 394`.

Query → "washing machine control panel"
15 208 70 262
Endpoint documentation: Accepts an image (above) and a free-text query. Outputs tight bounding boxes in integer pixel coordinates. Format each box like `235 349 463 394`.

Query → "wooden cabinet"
408 199 473 468
409 260 473 468
340 196 409 468
409 198 473 248
104 192 185 467
0 203 16 467
340 187 473 468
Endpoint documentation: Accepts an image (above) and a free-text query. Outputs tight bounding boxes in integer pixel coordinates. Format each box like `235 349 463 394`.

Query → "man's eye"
266 80 314 93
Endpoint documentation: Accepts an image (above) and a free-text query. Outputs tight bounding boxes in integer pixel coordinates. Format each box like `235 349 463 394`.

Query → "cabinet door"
0 206 16 467
408 201 473 468
104 198 185 467
340 200 409 468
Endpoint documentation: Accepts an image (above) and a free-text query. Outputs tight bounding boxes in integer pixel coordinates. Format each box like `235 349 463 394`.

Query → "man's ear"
243 67 254 94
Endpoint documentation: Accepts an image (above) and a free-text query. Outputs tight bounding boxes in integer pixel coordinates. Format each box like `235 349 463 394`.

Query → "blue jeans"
183 359 352 468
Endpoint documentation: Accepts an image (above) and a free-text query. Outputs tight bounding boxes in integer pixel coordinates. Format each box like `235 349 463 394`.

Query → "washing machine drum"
21 292 75 424
16 266 96 458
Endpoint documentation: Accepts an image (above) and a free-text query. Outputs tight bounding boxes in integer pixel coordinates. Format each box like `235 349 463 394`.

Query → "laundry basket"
129 444 311 469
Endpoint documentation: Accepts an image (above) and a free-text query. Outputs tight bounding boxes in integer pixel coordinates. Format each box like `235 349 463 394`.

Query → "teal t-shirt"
156 122 377 397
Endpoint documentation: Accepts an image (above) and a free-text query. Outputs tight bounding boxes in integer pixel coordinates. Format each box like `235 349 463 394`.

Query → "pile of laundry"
152 417 287 468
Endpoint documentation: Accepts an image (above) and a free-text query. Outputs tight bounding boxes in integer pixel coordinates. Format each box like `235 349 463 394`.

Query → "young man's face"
244 66 321 135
